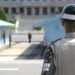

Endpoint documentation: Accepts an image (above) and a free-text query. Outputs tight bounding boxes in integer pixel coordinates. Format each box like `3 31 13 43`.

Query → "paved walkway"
0 42 41 61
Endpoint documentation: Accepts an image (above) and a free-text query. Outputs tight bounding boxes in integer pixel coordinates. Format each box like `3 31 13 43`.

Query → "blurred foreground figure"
40 41 47 58
55 4 75 75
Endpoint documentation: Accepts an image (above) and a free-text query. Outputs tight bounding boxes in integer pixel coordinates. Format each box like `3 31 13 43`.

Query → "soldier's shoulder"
55 38 73 46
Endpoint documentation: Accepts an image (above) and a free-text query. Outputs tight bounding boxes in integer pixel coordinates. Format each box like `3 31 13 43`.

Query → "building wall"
0 0 74 18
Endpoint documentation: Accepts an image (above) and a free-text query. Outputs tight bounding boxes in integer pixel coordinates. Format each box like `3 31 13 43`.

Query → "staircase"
17 17 46 32
12 16 47 42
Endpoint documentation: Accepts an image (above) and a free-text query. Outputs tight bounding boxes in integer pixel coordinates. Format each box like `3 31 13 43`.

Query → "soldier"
55 4 75 75
28 32 32 43
9 31 11 48
2 30 5 44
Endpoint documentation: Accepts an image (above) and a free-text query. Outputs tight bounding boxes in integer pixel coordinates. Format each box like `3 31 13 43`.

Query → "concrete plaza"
0 42 41 61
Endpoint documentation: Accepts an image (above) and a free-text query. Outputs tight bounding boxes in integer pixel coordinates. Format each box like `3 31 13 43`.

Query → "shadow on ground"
15 44 42 60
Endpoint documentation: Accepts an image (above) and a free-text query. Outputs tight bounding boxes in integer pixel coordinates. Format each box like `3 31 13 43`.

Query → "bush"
7 19 16 30
34 27 42 31
9 26 16 30
8 19 16 24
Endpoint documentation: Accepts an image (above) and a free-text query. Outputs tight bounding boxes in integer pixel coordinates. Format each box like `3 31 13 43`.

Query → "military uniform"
54 4 75 75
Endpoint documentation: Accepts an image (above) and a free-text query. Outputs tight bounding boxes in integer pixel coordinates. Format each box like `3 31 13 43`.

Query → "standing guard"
28 32 32 43
2 30 5 44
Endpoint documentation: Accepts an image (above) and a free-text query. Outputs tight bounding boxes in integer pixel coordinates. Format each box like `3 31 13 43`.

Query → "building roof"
0 20 15 30
0 20 15 27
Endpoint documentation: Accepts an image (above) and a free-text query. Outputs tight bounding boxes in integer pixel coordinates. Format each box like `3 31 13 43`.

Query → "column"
24 7 26 16
8 7 12 18
16 7 19 14
25 7 27 16
32 7 35 16
48 7 51 16
55 7 58 14
39 7 42 16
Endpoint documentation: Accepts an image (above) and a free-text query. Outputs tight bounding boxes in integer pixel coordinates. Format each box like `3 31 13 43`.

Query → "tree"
0 9 7 21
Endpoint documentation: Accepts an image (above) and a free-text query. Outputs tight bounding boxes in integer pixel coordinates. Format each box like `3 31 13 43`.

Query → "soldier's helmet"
61 4 75 33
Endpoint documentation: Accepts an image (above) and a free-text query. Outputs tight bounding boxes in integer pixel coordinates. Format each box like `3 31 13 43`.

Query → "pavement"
0 42 42 61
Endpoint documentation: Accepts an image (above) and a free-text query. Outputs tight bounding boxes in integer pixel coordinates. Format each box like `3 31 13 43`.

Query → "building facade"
0 0 74 18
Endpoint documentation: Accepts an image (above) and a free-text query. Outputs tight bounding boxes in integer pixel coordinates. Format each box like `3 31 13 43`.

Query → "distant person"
28 32 32 43
2 30 5 44
9 31 11 48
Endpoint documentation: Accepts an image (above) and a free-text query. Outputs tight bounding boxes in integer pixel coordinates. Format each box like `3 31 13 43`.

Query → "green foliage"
8 19 16 30
0 9 7 21
9 26 16 30
8 19 16 24
34 27 42 31
0 9 16 30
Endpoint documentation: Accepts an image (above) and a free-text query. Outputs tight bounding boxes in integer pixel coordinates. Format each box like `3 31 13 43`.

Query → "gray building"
0 0 74 18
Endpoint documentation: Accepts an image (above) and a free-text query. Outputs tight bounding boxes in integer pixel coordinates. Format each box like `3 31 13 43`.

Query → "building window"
35 7 39 15
51 7 55 13
4 8 8 14
11 8 16 14
27 8 32 15
42 7 48 15
19 7 24 14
